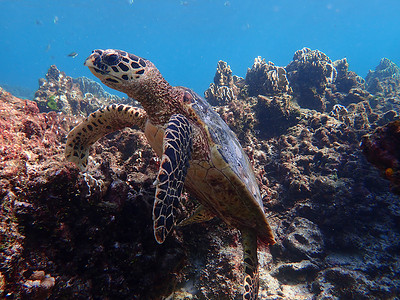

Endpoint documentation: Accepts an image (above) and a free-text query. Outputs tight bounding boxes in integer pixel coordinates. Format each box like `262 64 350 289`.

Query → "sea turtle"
65 49 275 299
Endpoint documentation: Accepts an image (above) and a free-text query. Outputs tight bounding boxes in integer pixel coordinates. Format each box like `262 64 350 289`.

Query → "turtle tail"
65 104 147 171
241 228 259 300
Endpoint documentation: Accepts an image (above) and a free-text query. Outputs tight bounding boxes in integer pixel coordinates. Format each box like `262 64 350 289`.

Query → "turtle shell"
189 90 262 204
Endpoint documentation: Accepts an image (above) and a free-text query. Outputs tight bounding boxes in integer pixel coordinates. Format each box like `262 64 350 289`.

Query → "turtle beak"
84 50 110 76
84 49 105 67
84 52 97 67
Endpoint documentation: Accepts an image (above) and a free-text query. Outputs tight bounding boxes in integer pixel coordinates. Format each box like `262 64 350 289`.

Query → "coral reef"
22 271 55 300
286 48 337 111
200 49 400 298
73 76 120 101
361 120 400 194
34 66 124 116
0 86 74 299
332 58 365 94
369 57 400 80
204 61 242 106
0 86 184 299
2 49 400 299
365 58 400 103
245 56 291 97
254 94 300 139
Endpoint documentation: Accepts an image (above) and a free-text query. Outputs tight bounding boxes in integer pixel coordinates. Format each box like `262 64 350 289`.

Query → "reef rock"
73 76 120 101
254 94 300 138
366 58 400 88
365 58 400 100
212 96 258 143
3 49 400 299
361 119 400 194
0 87 184 299
0 87 75 299
245 56 291 97
286 48 337 112
34 66 124 116
34 65 83 114
22 270 55 300
333 58 365 93
204 60 242 106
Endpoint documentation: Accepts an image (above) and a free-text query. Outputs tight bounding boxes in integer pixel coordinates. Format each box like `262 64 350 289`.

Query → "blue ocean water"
0 0 399 97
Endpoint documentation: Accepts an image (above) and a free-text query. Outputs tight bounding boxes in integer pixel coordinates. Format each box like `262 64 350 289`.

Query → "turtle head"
84 49 170 100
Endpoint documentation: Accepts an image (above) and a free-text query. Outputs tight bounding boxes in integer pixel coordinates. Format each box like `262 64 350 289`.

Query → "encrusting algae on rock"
1 48 400 299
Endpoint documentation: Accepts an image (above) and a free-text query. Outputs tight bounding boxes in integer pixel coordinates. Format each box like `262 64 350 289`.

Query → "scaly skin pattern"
65 49 275 299
65 104 147 171
153 114 193 243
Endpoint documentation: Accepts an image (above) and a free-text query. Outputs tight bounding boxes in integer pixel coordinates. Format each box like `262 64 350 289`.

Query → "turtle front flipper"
65 104 147 171
241 228 259 300
153 114 193 244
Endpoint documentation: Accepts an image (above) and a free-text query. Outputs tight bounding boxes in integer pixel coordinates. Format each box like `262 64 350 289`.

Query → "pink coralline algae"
1 47 400 299
0 86 183 299
0 87 77 299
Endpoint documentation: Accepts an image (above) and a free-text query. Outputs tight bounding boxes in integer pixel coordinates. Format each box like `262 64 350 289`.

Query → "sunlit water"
1 0 399 97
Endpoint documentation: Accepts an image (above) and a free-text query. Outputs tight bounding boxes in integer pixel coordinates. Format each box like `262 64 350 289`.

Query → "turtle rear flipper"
153 114 193 243
178 204 215 226
241 228 259 300
65 104 147 171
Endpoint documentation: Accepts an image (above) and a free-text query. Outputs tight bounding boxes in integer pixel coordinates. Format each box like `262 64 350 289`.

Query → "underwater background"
1 1 400 299
1 0 399 97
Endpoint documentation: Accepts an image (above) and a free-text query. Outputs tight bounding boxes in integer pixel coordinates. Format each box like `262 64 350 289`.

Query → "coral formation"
245 56 291 97
2 49 400 299
34 66 124 116
254 94 300 139
0 87 183 299
73 76 120 101
366 58 400 87
361 120 400 194
22 271 55 300
286 47 337 111
204 60 241 106
332 58 365 93
365 58 400 99
0 86 75 299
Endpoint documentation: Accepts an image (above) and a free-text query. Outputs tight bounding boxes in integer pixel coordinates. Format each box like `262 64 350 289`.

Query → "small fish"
224 1 231 7
53 16 59 24
180 1 188 6
67 52 78 58
127 0 134 4
35 19 42 25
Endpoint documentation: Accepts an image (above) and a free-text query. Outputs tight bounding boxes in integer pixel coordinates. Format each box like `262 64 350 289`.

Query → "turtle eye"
183 91 193 103
103 54 120 66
